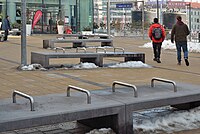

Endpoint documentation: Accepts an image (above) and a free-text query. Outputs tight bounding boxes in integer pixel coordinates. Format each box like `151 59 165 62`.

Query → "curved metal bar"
151 77 177 92
114 47 124 53
67 85 91 104
12 90 35 111
112 81 138 97
54 47 65 53
76 47 86 53
96 47 106 53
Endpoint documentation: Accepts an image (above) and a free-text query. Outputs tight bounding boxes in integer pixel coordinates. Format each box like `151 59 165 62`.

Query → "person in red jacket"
149 18 166 63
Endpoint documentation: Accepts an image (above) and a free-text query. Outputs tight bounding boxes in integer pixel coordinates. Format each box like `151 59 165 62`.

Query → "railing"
114 47 124 53
54 47 65 53
151 77 177 92
112 81 138 97
76 47 86 53
12 90 35 111
96 47 107 53
67 85 91 104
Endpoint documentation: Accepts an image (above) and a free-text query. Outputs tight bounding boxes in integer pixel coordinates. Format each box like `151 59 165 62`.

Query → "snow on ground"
133 106 200 133
141 40 200 53
20 61 151 71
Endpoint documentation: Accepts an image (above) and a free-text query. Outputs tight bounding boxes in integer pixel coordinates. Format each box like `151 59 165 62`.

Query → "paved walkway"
0 34 199 133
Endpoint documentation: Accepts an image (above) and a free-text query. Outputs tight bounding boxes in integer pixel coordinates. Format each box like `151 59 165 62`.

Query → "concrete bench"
43 38 113 49
1 82 200 133
57 33 110 39
31 51 145 68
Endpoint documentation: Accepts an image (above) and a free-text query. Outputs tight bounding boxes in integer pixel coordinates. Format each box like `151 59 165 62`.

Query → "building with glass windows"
0 0 93 34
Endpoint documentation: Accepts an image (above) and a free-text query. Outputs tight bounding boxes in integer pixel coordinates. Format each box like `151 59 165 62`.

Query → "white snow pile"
19 61 150 71
20 64 47 71
141 40 200 53
73 62 98 69
86 128 116 134
108 61 151 68
133 106 200 133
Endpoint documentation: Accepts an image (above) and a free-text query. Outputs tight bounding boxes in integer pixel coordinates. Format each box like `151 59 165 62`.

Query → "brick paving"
0 34 199 133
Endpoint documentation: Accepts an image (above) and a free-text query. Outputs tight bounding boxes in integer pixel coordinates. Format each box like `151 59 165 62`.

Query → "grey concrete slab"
0 93 126 133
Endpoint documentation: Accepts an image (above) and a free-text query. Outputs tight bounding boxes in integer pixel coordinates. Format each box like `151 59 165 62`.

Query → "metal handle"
96 47 106 53
67 85 91 104
151 77 177 92
114 47 124 53
76 47 86 53
112 81 138 97
12 90 35 111
54 47 65 53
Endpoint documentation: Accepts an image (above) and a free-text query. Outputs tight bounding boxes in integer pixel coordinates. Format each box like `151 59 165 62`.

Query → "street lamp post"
107 0 110 37
21 0 27 66
156 0 159 19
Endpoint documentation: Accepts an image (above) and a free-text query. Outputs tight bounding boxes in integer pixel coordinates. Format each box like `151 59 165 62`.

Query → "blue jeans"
175 41 188 63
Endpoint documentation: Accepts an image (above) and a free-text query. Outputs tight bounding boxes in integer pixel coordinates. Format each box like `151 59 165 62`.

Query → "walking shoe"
185 59 189 66
153 58 157 61
156 58 161 63
177 62 181 65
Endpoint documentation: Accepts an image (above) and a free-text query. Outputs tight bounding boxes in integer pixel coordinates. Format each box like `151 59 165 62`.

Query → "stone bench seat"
43 38 113 49
31 51 145 68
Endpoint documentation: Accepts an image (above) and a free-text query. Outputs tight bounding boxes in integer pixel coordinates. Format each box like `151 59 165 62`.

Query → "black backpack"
152 27 162 40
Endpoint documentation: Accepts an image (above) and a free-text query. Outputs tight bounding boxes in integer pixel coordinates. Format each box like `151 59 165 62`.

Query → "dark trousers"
4 30 9 41
153 42 162 59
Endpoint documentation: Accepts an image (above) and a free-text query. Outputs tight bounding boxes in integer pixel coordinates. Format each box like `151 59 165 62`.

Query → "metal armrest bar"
112 81 138 97
114 47 124 53
76 47 86 53
96 47 106 53
151 77 177 92
54 47 65 53
12 90 35 111
67 85 91 104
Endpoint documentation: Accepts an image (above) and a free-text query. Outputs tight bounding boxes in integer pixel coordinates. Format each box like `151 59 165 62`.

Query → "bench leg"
31 53 49 67
125 54 145 63
101 42 113 47
80 56 103 67
73 42 86 48
43 40 50 49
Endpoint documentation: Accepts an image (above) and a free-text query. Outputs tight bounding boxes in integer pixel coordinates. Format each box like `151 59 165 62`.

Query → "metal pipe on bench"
67 85 91 104
76 47 86 53
12 90 35 111
114 47 124 53
151 77 177 92
112 81 138 97
54 47 65 53
96 47 106 53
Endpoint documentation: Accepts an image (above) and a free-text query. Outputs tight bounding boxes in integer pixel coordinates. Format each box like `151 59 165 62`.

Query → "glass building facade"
0 0 93 34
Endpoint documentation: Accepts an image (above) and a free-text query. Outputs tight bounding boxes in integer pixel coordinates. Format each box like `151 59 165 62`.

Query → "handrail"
112 81 138 97
67 85 91 104
12 90 35 111
114 47 124 53
54 47 65 53
151 77 177 92
76 47 86 53
96 47 106 53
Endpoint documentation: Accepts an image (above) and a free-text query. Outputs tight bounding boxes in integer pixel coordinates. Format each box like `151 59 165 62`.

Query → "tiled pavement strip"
0 35 200 133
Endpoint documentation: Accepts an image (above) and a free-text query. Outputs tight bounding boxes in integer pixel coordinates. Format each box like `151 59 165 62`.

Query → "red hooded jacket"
149 23 165 43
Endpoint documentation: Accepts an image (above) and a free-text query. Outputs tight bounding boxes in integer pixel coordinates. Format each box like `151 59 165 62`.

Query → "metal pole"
142 1 145 39
21 0 27 66
5 0 7 15
156 0 159 20
107 0 111 38
189 3 192 41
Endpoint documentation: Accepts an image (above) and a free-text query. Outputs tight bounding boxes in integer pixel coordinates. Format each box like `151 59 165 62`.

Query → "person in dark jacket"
171 15 190 66
149 18 165 63
2 15 11 41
